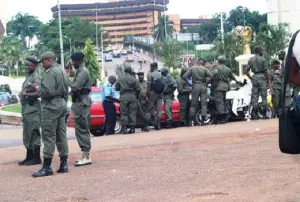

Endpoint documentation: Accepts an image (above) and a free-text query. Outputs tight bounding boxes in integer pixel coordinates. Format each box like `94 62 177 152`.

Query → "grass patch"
1 104 22 113
9 76 25 79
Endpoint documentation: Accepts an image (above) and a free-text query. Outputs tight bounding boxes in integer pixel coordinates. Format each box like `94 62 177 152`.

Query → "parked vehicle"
105 54 113 62
121 50 128 55
67 87 180 136
7 95 18 105
126 56 134 62
112 50 121 58
127 50 133 54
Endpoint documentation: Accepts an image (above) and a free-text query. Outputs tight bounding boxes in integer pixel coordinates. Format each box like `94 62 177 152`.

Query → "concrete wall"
266 0 300 33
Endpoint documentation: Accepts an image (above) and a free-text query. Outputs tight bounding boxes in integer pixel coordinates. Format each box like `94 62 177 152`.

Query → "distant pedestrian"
25 51 69 178
18 57 42 166
69 52 93 167
101 75 119 135
115 66 141 134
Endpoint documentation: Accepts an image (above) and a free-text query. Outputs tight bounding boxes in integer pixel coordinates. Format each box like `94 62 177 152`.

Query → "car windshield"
90 92 102 103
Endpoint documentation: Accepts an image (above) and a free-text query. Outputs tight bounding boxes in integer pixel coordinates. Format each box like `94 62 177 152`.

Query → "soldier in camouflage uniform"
177 67 192 127
69 52 93 167
18 57 42 166
161 67 177 128
137 72 151 132
25 51 69 177
271 59 282 116
183 59 213 126
147 62 164 130
213 56 241 123
245 46 271 120
115 65 141 134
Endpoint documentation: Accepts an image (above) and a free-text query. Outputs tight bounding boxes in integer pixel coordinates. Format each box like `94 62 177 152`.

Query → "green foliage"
6 12 41 48
155 39 183 69
83 39 100 86
153 15 174 41
254 23 291 66
212 33 244 73
170 70 180 79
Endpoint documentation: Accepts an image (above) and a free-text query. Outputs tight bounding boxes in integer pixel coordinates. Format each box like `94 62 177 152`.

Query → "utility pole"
96 3 99 57
163 0 167 38
58 0 64 68
220 11 224 50
152 0 156 61
101 31 105 81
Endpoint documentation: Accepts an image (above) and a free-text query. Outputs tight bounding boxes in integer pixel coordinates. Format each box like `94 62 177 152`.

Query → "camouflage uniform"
115 66 141 134
246 54 268 115
213 63 236 114
147 69 163 129
70 64 93 166
177 68 192 126
19 69 41 166
183 65 213 125
137 78 151 130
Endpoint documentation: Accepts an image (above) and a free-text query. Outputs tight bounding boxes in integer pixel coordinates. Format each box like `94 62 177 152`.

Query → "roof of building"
180 18 211 24
51 0 169 12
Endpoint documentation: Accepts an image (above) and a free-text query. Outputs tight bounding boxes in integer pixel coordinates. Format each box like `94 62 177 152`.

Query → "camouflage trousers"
214 91 227 114
41 99 69 158
22 113 41 149
251 78 267 109
120 98 138 127
72 102 91 152
190 84 208 117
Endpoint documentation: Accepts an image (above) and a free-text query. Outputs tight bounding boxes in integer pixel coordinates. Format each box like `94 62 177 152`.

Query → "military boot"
57 156 69 173
155 119 161 130
193 117 200 126
165 121 172 129
74 151 92 167
32 158 53 178
24 147 42 166
120 126 128 134
142 125 149 132
18 149 32 166
128 127 135 134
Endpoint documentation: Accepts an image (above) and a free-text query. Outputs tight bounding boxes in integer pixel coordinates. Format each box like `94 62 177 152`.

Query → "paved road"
1 120 299 201
103 52 163 78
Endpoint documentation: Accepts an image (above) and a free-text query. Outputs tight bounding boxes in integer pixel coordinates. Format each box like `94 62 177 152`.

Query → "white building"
266 0 300 33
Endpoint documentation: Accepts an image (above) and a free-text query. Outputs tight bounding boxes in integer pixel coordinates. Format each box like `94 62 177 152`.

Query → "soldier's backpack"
279 29 300 154
151 76 165 94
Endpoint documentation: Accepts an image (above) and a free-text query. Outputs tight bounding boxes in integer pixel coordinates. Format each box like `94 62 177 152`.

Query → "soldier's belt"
43 95 64 101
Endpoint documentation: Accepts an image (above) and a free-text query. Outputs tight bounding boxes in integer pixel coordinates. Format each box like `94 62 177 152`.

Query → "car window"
90 92 102 103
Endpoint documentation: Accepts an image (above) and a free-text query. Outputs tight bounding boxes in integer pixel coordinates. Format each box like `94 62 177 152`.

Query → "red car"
68 87 181 136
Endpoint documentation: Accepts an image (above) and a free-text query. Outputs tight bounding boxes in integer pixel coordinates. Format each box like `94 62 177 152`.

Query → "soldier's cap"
272 59 280 65
278 50 286 55
217 55 227 62
137 71 144 75
124 65 132 73
198 58 207 63
39 51 56 62
25 57 38 65
71 52 85 61
161 67 169 73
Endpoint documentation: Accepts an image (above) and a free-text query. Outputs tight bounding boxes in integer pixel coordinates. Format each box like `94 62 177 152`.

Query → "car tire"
195 108 214 125
250 103 274 119
90 129 106 137
114 117 122 134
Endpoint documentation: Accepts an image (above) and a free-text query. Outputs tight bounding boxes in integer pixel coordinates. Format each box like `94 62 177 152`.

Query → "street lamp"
57 0 65 69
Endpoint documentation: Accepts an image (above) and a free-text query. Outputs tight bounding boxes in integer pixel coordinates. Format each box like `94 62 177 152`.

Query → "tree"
255 23 291 65
0 36 25 76
226 6 267 32
6 13 41 48
155 39 183 69
212 33 244 73
83 39 100 86
153 15 174 41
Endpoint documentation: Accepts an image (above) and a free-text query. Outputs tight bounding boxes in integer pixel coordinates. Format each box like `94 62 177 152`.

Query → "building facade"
180 18 211 30
266 0 300 34
51 0 171 44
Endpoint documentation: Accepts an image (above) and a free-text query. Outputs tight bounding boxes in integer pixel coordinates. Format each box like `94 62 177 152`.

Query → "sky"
1 0 267 23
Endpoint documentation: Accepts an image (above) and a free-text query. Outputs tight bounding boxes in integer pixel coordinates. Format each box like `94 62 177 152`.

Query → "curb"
0 104 22 125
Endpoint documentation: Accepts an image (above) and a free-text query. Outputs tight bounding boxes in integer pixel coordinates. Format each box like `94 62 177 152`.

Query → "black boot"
57 156 69 173
32 158 53 178
142 125 149 132
24 147 42 166
128 127 135 134
193 117 199 126
155 119 161 130
18 149 31 166
164 121 172 129
120 126 128 134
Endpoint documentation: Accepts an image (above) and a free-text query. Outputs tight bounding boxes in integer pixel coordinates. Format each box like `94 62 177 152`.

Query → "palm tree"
0 36 23 76
153 15 174 41
155 39 183 69
6 13 41 48
255 23 291 64
212 33 244 73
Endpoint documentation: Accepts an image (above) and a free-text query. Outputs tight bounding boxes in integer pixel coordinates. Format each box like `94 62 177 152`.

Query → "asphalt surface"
2 119 300 201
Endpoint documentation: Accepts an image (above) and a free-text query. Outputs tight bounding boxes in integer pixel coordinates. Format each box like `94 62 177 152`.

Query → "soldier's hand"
22 90 28 96
28 83 38 91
